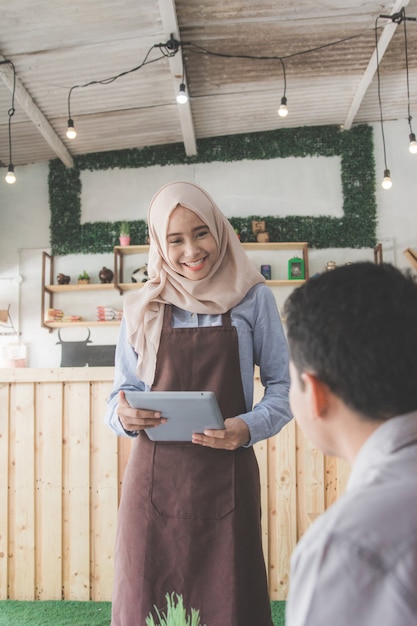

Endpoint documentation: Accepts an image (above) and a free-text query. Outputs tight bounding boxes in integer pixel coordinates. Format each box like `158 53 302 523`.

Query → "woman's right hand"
117 390 167 433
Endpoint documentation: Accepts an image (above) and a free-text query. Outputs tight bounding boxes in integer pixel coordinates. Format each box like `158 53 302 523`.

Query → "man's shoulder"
298 476 417 563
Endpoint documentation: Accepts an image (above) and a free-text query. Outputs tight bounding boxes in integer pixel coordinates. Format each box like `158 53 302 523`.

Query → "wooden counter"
0 367 349 601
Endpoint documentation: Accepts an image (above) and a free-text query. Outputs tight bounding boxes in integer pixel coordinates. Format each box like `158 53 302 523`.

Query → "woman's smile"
183 257 208 271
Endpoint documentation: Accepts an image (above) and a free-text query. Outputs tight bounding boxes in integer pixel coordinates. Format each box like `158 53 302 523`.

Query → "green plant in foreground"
77 270 90 280
145 593 205 626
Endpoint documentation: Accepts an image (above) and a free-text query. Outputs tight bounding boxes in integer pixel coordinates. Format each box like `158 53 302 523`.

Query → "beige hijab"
124 181 264 386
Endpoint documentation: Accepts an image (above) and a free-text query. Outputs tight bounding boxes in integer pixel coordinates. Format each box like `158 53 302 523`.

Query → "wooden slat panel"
253 369 269 576
11 383 36 599
0 367 115 383
117 437 133 503
90 381 118 601
0 371 350 601
62 382 91 600
336 456 351 497
296 425 324 538
0 383 10 599
35 382 63 600
254 439 268 577
268 419 297 601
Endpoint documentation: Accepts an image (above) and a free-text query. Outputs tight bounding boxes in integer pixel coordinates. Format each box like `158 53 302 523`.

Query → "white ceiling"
1 0 417 168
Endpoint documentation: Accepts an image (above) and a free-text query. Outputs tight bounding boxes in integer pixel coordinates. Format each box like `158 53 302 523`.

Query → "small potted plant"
119 222 131 246
77 270 90 285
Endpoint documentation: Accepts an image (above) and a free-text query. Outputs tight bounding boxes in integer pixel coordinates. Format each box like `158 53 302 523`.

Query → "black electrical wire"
0 59 16 169
374 16 388 172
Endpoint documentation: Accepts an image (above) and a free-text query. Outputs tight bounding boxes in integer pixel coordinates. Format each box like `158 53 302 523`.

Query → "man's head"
284 262 417 423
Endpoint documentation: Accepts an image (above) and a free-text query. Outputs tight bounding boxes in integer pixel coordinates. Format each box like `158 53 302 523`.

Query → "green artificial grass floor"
0 600 286 625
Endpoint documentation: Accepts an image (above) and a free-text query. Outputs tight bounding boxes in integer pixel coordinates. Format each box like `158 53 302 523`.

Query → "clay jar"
99 267 114 283
57 273 70 285
256 231 270 243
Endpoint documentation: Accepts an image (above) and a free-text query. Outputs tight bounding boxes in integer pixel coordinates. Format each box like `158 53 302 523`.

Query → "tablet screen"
123 390 225 441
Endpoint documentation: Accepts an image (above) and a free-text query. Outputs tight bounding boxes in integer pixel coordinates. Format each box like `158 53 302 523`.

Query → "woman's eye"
196 230 209 239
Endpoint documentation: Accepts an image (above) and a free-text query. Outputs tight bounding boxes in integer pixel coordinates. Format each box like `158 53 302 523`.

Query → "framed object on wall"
288 257 305 280
49 125 377 255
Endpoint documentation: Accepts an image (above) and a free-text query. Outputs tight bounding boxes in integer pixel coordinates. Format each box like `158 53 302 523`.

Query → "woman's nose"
183 239 200 257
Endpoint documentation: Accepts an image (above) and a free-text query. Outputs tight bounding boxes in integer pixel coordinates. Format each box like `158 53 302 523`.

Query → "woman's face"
166 205 218 280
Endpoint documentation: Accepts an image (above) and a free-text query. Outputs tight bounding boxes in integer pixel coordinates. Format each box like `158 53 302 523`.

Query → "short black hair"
284 262 417 420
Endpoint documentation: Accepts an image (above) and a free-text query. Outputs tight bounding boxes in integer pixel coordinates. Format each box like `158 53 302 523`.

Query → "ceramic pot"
99 266 114 283
257 231 270 243
57 273 70 285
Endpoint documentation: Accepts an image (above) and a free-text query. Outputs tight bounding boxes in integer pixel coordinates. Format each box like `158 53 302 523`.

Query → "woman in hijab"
104 181 292 626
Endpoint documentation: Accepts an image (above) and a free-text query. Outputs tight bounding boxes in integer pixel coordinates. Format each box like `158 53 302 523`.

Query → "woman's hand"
192 417 250 450
117 390 167 433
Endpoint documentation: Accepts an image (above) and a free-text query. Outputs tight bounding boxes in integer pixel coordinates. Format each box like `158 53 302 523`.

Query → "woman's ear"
301 372 330 419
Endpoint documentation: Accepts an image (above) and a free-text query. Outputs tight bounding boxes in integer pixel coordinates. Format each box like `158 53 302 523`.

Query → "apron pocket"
151 443 235 519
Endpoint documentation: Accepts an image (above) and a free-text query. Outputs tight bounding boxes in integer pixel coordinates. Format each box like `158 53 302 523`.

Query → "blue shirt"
104 283 292 446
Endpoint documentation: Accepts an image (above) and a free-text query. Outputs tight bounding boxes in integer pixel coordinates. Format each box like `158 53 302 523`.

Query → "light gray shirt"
286 411 417 626
104 283 292 445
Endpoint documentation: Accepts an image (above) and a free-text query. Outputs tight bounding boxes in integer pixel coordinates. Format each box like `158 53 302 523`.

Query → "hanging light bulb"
5 164 16 184
278 96 288 118
66 118 77 139
381 168 392 190
409 132 417 154
176 83 188 104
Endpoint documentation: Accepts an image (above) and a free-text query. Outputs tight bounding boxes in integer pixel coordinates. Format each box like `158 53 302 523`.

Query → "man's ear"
301 372 330 419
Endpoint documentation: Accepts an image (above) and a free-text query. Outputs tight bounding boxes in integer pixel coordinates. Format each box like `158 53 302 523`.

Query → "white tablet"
123 390 225 442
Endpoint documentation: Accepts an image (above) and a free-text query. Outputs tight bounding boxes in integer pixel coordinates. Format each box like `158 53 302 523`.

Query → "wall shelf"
44 283 115 293
44 320 120 329
42 242 309 329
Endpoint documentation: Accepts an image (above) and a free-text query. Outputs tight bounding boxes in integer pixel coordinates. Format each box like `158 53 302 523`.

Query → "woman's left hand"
192 417 250 450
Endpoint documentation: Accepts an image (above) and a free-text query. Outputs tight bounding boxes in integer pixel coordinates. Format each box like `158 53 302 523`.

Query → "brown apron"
111 306 273 626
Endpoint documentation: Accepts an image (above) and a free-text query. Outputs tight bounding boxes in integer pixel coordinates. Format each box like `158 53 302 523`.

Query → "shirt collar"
348 410 417 489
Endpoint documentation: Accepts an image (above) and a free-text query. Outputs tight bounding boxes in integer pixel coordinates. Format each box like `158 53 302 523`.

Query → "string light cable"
376 8 417 187
380 8 417 154
65 27 386 136
66 38 181 139
402 12 417 153
0 59 16 183
181 32 380 118
375 15 392 189
63 17 417 143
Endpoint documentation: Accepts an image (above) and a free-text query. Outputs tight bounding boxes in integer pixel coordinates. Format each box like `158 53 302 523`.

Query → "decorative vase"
119 235 131 246
256 230 270 243
57 273 71 285
99 266 114 283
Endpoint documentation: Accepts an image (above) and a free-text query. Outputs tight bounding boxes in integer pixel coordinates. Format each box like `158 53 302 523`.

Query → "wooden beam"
0 56 74 168
344 0 408 130
157 0 197 156
403 247 417 271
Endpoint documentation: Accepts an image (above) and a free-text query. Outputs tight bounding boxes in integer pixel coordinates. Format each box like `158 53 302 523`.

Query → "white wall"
0 120 415 367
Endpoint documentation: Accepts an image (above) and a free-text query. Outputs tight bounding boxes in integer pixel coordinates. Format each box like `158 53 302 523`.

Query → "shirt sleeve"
104 284 293 443
103 319 147 437
232 283 293 445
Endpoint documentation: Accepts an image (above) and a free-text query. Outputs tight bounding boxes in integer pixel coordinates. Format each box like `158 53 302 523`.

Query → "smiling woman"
104 180 293 626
